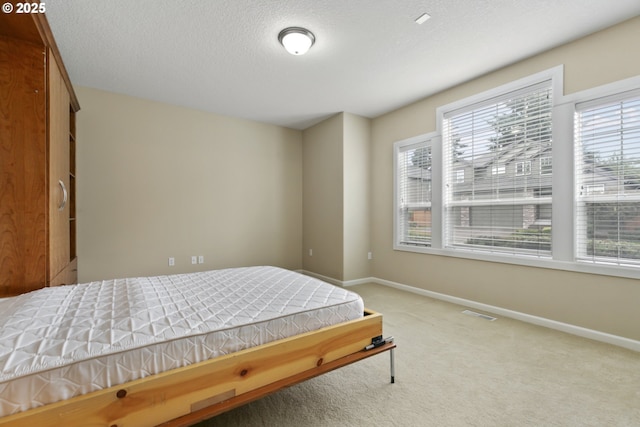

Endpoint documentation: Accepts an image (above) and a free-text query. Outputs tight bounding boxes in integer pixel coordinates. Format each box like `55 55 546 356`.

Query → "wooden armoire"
0 8 80 296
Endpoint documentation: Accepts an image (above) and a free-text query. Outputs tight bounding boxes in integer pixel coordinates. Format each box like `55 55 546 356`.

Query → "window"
443 81 553 257
575 90 640 267
395 140 433 247
491 164 506 175
515 161 532 176
540 157 552 175
393 68 640 278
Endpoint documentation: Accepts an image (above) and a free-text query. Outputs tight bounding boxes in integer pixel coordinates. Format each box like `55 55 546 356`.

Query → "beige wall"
343 113 371 281
370 16 640 341
76 87 302 281
302 113 372 281
302 114 344 279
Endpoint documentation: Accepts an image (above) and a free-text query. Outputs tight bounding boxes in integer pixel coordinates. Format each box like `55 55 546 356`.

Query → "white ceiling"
45 0 640 130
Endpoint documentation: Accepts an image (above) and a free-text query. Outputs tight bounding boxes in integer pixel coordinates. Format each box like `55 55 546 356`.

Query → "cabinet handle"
58 180 68 211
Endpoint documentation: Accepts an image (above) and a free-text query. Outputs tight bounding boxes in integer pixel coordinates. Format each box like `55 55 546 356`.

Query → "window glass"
575 92 640 266
443 82 553 257
396 143 432 247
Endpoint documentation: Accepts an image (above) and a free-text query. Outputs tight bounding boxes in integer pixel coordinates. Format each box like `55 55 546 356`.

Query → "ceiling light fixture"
278 27 315 55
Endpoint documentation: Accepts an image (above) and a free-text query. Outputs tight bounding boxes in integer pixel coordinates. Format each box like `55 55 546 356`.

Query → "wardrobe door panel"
0 37 47 296
47 51 71 282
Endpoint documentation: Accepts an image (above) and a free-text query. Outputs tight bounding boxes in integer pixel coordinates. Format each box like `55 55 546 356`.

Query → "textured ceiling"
44 0 640 130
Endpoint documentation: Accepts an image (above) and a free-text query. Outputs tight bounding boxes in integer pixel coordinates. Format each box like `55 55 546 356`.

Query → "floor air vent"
462 310 497 321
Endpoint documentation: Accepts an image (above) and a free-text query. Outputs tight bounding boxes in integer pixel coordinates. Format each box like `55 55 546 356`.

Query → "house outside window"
443 80 553 257
575 91 640 267
395 141 433 247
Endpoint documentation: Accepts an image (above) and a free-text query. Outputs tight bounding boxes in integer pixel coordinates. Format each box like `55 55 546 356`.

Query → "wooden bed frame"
1 10 396 427
0 309 394 427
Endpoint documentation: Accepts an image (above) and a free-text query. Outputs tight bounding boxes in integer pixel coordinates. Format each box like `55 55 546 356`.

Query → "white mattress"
0 266 364 416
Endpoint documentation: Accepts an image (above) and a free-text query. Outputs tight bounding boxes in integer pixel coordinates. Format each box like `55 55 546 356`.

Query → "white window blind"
443 81 553 257
396 142 432 247
575 91 640 267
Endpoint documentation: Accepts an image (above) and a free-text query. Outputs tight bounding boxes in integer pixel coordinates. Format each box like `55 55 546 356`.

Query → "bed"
0 266 394 426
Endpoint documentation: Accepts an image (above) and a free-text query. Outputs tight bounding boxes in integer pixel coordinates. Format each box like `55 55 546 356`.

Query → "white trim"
514 161 531 176
297 269 344 286
446 197 552 207
341 276 377 287
558 75 640 106
357 276 640 352
391 244 640 279
431 135 443 248
574 87 640 111
436 65 564 135
395 69 640 280
551 102 574 263
438 67 559 259
298 269 376 287
393 133 438 251
570 76 640 269
299 269 640 352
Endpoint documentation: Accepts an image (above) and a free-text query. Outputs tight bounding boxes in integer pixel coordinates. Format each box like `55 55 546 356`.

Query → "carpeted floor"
195 283 640 426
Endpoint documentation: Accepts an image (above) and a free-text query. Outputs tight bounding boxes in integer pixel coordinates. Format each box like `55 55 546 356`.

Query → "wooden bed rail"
160 341 396 427
0 310 387 427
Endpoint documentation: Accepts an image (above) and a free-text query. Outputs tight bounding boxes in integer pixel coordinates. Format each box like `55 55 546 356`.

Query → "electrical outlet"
309 249 313 256
198 255 204 264
368 252 373 260
168 257 175 266
191 256 197 265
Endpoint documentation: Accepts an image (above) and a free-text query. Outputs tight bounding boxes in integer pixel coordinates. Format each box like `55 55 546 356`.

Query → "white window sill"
393 243 640 280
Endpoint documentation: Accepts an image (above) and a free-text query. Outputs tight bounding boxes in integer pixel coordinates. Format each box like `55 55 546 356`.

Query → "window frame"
491 164 506 175
440 69 558 259
515 161 532 176
393 134 441 251
540 157 553 175
574 87 640 268
392 67 640 280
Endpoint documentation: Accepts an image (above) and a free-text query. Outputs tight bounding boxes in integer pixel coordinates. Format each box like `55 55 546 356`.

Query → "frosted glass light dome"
278 27 315 55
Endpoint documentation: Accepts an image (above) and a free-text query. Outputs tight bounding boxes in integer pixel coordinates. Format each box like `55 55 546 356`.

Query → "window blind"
575 91 640 266
397 142 432 246
443 82 553 257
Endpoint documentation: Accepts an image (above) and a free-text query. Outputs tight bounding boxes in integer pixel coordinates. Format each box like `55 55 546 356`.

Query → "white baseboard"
370 277 640 352
296 270 343 286
342 277 377 287
299 270 640 352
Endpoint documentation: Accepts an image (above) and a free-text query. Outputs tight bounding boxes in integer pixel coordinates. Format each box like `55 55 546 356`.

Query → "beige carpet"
195 283 640 426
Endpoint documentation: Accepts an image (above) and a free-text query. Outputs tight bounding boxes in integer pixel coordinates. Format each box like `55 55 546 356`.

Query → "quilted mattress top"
0 266 363 383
